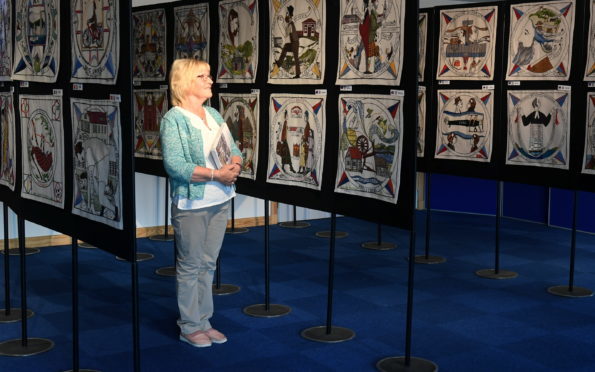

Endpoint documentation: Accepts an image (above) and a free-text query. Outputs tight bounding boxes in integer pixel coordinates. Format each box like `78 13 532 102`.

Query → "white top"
174 106 235 210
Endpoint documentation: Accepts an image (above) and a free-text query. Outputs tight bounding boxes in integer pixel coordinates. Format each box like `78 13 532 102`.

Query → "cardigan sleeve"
206 106 243 159
160 110 197 182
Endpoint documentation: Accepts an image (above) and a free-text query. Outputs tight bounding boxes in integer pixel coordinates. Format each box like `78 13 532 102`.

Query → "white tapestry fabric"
336 0 405 86
217 0 258 83
0 92 16 190
132 8 166 81
0 0 12 81
417 86 426 158
582 93 595 174
219 92 260 180
134 89 168 160
71 98 123 229
584 0 595 81
436 6 498 81
13 0 60 82
418 11 428 83
268 0 325 84
267 94 325 190
19 94 64 207
506 90 570 169
435 90 494 163
173 3 209 61
506 1 575 81
335 94 403 204
71 0 119 84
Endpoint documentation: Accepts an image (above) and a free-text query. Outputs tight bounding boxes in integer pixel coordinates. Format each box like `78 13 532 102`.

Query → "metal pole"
231 198 236 231
3 204 10 315
424 173 431 259
404 228 416 365
568 190 578 291
292 205 297 226
494 181 502 274
264 199 270 311
18 216 28 346
325 213 337 334
72 239 79 371
132 242 140 372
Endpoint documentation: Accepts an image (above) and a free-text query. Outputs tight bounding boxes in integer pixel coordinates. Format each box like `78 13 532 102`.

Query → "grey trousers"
171 200 230 335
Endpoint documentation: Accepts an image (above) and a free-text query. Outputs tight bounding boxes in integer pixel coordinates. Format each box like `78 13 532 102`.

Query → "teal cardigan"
160 106 242 200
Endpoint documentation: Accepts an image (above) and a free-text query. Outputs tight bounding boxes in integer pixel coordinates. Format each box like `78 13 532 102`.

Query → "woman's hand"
215 164 240 186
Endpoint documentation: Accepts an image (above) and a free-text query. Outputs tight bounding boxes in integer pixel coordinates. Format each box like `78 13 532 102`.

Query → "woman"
160 58 242 348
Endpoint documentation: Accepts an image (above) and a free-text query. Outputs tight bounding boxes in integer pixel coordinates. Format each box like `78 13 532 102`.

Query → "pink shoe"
204 328 227 344
180 330 212 348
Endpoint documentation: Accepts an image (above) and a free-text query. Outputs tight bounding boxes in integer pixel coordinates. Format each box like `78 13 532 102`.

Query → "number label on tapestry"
133 80 141 86
508 81 521 86
73 83 83 91
340 86 352 92
160 85 168 90
482 85 495 90
315 89 327 95
219 84 228 89
52 89 63 96
438 80 450 85
390 90 405 96
589 82 595 88
557 85 571 92
109 94 121 102
251 89 260 94
20 81 29 88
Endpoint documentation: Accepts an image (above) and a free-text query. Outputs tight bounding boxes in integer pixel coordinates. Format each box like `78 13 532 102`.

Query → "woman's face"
187 66 213 102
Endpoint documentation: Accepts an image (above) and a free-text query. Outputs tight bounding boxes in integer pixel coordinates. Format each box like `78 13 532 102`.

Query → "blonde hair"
169 59 210 106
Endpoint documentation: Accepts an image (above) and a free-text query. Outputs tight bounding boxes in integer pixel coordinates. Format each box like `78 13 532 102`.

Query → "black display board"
572 0 594 193
134 0 419 230
499 0 587 190
424 1 506 181
421 0 591 193
0 0 137 260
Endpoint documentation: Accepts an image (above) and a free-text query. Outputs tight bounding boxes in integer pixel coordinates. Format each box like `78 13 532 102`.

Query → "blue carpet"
1 210 595 371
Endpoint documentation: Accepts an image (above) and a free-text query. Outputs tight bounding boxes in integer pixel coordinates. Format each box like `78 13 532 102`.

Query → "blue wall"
428 174 594 234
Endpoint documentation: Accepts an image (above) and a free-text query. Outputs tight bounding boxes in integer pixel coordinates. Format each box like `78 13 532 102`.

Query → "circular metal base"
315 231 349 239
116 252 154 262
242 304 291 318
362 241 396 250
0 308 34 323
0 337 54 356
155 266 176 277
279 221 311 229
63 369 101 372
3 247 40 256
475 269 518 280
415 255 447 264
212 283 241 296
376 356 439 372
547 285 594 298
148 234 174 242
301 326 355 343
78 242 96 249
226 227 249 234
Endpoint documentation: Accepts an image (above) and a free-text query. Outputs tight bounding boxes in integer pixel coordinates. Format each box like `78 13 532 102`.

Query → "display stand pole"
243 199 291 317
226 197 249 234
0 216 54 356
279 205 310 228
63 239 99 372
4 207 39 256
155 235 176 277
213 255 240 295
301 213 355 342
415 173 445 264
376 217 437 371
149 178 173 241
362 222 396 250
132 241 141 372
1 204 33 323
547 190 593 298
476 181 518 279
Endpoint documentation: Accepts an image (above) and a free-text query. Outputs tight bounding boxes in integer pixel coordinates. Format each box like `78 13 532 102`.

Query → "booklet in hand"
210 122 233 169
